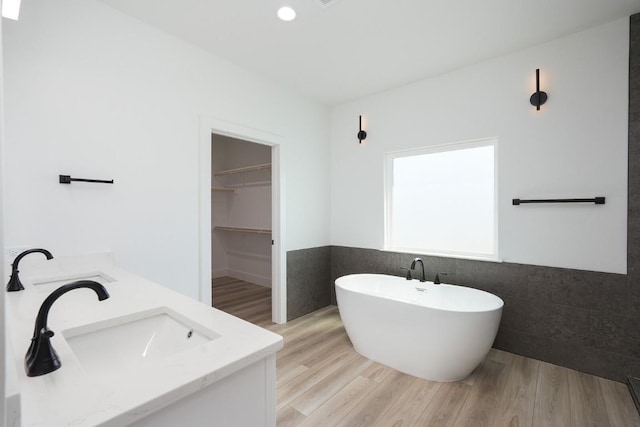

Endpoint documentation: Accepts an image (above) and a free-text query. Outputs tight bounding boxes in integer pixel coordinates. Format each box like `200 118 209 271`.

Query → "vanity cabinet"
5 253 282 426
131 355 276 427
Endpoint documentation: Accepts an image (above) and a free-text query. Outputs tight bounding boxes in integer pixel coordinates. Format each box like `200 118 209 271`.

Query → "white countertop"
5 253 283 426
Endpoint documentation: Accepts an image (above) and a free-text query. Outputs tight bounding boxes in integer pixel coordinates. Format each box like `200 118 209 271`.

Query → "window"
385 138 498 260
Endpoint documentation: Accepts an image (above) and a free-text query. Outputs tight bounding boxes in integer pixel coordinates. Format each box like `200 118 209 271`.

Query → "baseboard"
227 269 271 288
212 269 229 279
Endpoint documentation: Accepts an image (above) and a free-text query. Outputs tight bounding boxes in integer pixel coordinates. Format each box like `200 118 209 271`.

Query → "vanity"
5 253 283 426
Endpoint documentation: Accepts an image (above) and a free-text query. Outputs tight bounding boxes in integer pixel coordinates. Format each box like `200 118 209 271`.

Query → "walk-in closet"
211 134 273 326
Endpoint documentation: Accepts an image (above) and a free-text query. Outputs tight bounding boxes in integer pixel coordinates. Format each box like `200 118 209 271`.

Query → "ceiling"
97 0 640 106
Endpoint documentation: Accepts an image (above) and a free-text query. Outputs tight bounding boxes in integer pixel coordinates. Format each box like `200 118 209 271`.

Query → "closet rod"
214 226 272 235
213 163 271 177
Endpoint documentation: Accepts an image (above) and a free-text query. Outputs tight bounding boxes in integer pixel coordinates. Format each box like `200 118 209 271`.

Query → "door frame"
199 116 286 324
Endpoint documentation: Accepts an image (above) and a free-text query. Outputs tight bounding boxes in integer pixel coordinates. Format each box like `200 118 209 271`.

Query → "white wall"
2 0 330 299
330 18 629 274
0 10 6 426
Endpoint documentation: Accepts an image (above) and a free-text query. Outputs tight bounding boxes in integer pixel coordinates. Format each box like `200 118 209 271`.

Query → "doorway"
198 117 286 324
211 134 273 326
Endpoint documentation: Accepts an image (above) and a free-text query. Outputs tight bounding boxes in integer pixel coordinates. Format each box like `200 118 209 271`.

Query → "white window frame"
384 137 499 261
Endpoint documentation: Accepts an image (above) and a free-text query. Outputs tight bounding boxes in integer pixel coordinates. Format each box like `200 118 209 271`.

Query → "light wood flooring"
212 276 272 327
214 278 640 426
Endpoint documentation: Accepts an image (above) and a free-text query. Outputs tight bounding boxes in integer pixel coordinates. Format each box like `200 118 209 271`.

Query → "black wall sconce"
357 115 367 144
530 68 548 110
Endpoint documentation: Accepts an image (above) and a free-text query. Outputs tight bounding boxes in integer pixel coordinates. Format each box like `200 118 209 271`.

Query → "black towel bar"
512 197 605 205
59 175 114 185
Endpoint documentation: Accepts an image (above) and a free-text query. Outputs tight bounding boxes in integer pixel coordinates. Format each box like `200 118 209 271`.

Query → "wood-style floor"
213 278 640 426
212 276 273 327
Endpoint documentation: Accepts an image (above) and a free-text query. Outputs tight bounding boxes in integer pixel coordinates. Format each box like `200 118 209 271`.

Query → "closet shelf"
213 163 271 177
214 226 272 235
211 186 235 193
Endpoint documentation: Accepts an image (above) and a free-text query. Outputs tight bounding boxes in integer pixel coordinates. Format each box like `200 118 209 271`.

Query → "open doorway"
198 116 286 324
211 134 273 326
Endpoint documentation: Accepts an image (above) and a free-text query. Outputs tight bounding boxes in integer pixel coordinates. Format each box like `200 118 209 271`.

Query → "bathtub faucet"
434 272 448 285
410 258 426 282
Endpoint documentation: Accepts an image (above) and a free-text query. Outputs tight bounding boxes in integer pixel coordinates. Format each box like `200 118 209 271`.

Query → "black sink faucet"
410 257 426 282
25 280 110 377
6 248 54 292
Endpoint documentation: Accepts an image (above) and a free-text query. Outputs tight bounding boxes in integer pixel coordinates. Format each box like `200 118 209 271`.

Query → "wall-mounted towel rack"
59 175 114 184
512 197 605 206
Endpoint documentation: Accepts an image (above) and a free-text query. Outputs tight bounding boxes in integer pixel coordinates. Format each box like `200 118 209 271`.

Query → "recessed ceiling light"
277 6 296 22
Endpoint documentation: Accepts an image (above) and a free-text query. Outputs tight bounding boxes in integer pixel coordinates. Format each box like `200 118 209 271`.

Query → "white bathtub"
335 273 503 382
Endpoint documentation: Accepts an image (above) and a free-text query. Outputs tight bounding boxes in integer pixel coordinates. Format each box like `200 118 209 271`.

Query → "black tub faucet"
25 280 110 377
434 272 448 285
6 248 54 292
410 257 426 282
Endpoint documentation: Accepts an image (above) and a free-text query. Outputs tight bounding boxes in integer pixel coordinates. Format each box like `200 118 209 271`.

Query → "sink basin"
62 308 220 376
32 272 114 287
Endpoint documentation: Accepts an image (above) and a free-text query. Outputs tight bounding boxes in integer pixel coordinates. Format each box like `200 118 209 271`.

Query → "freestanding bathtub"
335 274 503 382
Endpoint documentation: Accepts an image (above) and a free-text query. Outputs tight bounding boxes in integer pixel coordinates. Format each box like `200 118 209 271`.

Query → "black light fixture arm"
357 115 367 143
530 68 548 110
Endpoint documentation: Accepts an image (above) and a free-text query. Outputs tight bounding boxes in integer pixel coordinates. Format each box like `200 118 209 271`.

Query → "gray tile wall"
286 246 331 321
286 14 640 382
626 12 640 379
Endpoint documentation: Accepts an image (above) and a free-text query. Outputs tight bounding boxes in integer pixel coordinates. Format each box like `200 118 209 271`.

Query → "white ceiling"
97 0 640 106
